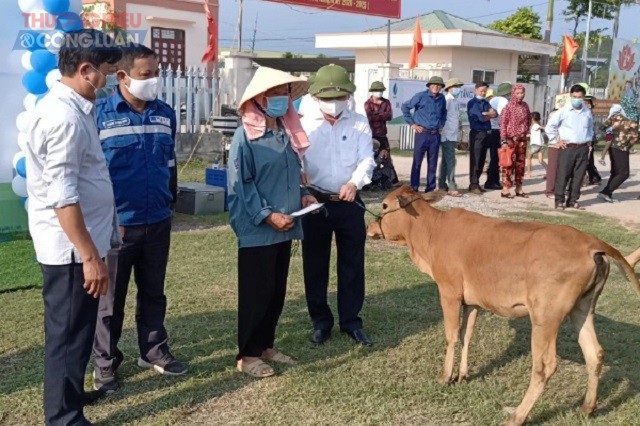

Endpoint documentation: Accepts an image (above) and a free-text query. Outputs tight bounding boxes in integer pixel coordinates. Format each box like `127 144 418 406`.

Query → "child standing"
526 112 548 178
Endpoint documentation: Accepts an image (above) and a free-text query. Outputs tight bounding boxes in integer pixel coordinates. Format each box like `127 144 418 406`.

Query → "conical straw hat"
239 67 310 110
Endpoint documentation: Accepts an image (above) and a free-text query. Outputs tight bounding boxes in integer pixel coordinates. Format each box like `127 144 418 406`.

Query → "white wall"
126 3 207 68
451 47 518 84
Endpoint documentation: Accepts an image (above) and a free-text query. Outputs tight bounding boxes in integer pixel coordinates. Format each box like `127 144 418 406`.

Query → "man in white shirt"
486 82 512 189
438 78 464 195
545 84 594 210
26 30 121 425
301 64 375 347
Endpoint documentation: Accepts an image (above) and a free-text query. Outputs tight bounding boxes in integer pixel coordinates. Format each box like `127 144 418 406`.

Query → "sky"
218 0 640 54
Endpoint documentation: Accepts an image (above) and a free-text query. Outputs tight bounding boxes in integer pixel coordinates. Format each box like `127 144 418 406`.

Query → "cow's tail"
624 246 640 269
596 244 640 298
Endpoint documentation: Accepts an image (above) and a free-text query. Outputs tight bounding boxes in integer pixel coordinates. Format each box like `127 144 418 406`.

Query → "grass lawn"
2 160 640 425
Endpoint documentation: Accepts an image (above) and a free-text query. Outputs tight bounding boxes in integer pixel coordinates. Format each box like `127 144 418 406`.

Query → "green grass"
1 208 640 425
0 232 41 292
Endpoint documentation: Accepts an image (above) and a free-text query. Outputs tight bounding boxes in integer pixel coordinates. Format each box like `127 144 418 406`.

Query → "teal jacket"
227 127 307 248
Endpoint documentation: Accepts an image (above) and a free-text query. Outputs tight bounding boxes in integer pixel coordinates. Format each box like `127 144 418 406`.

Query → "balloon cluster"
13 0 84 210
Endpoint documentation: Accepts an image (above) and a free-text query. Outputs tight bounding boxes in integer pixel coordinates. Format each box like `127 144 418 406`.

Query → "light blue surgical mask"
476 95 485 101
266 95 290 118
452 88 462 98
571 98 583 109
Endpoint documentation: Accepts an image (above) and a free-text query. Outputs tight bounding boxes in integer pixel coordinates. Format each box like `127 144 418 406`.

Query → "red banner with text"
262 0 401 19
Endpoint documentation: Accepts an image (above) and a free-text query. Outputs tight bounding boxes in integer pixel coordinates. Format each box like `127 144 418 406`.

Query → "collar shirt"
545 104 594 144
467 97 492 131
364 97 393 137
302 109 375 194
401 90 447 129
441 92 461 141
96 89 177 226
489 96 508 130
26 82 115 265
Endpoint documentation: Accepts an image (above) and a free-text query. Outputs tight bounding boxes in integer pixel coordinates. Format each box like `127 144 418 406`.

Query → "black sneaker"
138 355 188 376
93 367 119 394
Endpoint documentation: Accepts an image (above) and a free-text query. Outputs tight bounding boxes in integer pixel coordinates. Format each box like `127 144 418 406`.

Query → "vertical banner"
608 38 640 101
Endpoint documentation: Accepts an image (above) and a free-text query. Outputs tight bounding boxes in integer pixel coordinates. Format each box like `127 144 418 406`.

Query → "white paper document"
290 203 325 218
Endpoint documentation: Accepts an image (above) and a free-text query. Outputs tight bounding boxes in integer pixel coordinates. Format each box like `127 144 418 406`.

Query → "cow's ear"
421 192 444 204
397 195 412 207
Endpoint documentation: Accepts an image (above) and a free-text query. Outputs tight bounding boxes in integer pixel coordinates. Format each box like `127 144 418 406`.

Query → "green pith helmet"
369 81 386 92
496 82 512 97
309 64 356 98
307 74 316 85
426 76 445 87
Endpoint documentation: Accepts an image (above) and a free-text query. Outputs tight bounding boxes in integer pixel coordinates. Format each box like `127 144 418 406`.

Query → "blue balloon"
56 12 83 32
16 157 27 178
44 0 70 15
30 50 57 74
22 70 49 95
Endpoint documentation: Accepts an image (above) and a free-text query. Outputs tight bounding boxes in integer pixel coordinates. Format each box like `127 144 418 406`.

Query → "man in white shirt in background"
438 78 464 196
486 82 512 190
301 64 375 347
26 29 121 425
545 84 594 210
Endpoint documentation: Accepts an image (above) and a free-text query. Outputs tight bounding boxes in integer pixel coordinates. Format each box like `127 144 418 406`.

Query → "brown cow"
366 185 640 426
626 247 640 269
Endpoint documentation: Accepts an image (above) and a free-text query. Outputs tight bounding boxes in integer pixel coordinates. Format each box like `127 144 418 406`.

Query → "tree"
282 51 302 59
563 0 635 37
489 8 542 82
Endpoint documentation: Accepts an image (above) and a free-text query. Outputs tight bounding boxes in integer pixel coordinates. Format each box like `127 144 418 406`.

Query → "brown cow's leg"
438 294 461 385
570 299 604 414
457 305 479 383
507 322 560 426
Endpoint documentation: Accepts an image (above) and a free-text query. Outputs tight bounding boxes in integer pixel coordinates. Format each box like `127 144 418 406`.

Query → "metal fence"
158 65 220 133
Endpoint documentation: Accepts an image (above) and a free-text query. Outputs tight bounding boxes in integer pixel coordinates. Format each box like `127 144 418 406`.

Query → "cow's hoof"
579 403 597 415
456 374 468 384
437 373 453 385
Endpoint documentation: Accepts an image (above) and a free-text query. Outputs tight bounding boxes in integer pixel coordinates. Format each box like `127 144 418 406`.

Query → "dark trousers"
237 240 291 359
546 147 559 196
485 131 501 185
410 131 440 192
302 200 366 333
555 145 589 205
93 219 171 372
601 147 630 196
586 145 602 183
42 261 98 426
468 129 493 189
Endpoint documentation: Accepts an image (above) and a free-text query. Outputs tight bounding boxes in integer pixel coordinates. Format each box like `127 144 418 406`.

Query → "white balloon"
24 198 29 212
46 68 62 89
18 0 43 13
16 111 32 134
68 0 83 14
18 133 29 152
12 175 28 198
21 51 33 71
24 94 38 111
13 151 26 169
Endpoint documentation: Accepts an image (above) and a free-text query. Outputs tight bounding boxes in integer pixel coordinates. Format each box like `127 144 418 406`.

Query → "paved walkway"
392 150 640 225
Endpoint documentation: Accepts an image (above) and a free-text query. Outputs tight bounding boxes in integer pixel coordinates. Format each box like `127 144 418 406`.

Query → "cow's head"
367 185 443 244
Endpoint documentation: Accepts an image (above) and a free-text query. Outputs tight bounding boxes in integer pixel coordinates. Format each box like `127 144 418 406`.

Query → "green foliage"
563 0 635 36
488 7 543 40
282 51 303 59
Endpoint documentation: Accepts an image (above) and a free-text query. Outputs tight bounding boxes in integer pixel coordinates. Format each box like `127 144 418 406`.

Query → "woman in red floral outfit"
499 84 532 198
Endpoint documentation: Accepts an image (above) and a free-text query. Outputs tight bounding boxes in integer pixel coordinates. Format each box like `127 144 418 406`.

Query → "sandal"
515 192 529 198
237 359 275 378
447 190 462 197
501 193 514 199
566 202 585 210
261 350 298 365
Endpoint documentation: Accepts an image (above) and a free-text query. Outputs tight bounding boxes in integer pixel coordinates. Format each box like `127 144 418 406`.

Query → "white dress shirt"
27 81 116 265
441 92 461 142
544 104 594 144
302 109 375 193
489 96 508 130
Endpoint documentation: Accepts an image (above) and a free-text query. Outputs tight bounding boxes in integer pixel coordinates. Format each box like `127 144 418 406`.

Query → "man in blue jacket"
93 44 187 393
466 82 498 195
401 76 447 192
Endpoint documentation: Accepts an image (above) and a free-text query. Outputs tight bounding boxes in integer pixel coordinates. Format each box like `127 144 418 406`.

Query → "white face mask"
372 92 383 98
317 99 348 117
126 74 159 101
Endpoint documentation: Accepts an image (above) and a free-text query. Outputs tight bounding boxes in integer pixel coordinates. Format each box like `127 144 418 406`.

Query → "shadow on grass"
468 313 640 424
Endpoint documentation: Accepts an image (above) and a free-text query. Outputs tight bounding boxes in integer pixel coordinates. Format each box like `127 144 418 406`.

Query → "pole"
613 2 621 39
386 19 391 64
238 0 244 52
581 0 592 82
539 0 554 88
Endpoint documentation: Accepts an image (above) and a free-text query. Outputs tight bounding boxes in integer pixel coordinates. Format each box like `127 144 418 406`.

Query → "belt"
565 143 589 148
471 129 494 133
307 187 340 203
423 128 439 135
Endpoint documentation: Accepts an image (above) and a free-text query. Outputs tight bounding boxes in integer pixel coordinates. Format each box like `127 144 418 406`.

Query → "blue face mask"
571 98 583 109
476 95 485 100
266 95 290 118
452 88 462 98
